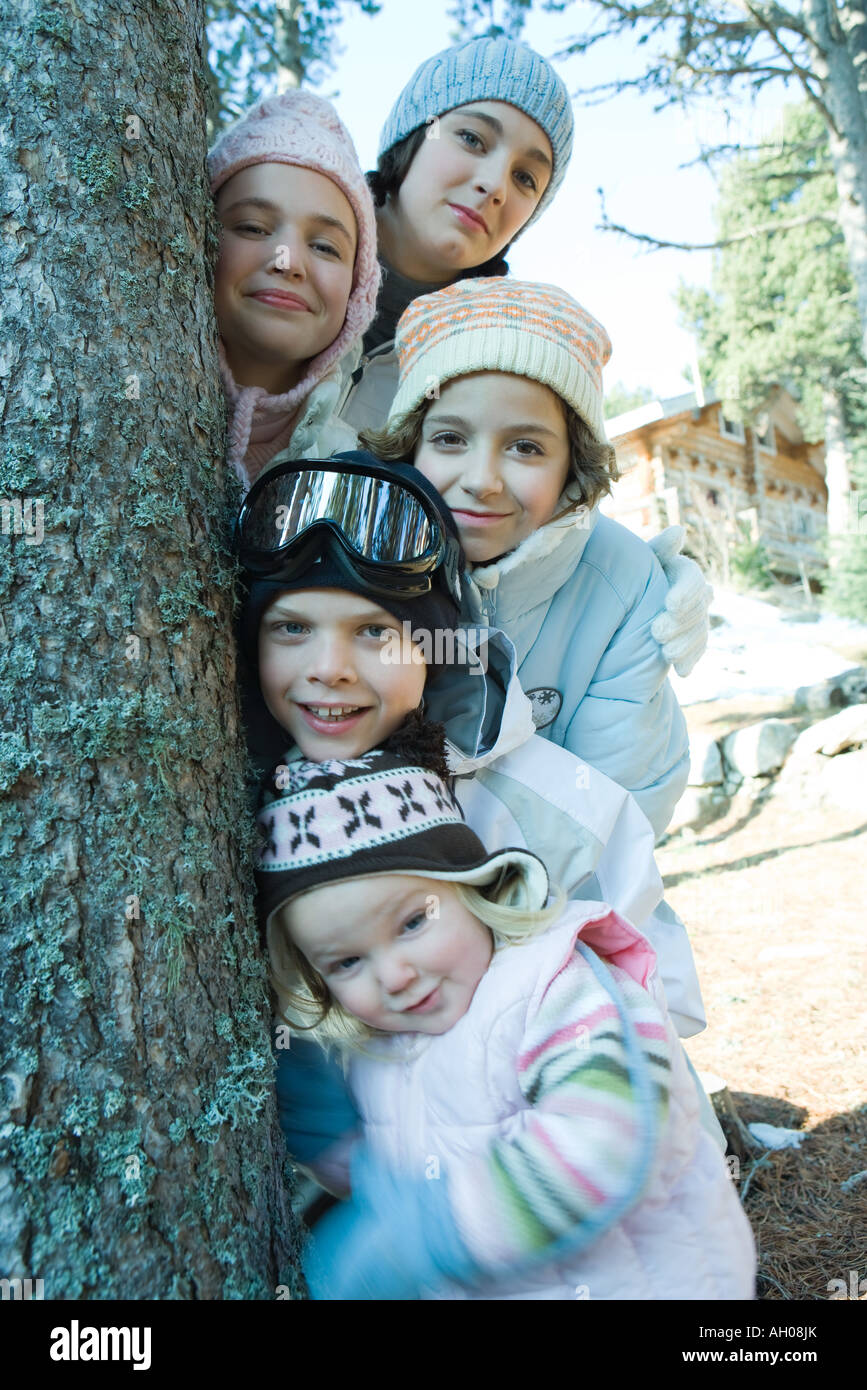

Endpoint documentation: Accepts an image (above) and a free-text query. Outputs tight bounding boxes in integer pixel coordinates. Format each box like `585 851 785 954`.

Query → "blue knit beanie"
378 36 574 229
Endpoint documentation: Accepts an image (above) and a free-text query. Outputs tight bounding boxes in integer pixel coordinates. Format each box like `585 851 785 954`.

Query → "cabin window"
718 410 745 442
756 420 776 454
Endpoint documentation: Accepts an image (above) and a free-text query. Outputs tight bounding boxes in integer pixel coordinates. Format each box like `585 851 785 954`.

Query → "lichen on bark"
0 0 302 1298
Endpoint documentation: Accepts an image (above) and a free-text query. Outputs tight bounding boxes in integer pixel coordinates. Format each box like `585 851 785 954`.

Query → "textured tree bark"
806 0 867 363
0 1 301 1297
822 385 853 555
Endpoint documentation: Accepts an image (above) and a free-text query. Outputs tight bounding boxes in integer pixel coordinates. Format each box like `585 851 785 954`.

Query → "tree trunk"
698 1074 763 1165
274 0 305 87
0 1 301 1297
822 385 853 557
806 0 867 363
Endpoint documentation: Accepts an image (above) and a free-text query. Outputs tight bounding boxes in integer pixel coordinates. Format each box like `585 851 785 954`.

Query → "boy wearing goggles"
237 454 468 767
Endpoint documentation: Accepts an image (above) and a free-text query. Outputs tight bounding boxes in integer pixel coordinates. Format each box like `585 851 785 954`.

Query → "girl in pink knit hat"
208 91 381 493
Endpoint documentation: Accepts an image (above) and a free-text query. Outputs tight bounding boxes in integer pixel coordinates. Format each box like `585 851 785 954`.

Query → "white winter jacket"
425 627 706 1038
346 903 756 1301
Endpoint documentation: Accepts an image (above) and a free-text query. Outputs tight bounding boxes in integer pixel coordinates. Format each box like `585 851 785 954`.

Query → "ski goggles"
234 458 462 603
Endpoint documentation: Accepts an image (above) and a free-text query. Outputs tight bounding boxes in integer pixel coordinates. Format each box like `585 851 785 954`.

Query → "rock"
838 666 867 705
794 666 867 713
817 747 867 814
792 704 867 759
687 732 723 786
841 1170 867 1194
747 1122 808 1151
722 720 798 778
668 785 728 834
794 680 847 713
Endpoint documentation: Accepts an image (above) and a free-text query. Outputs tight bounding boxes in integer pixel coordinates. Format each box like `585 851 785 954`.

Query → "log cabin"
603 386 827 584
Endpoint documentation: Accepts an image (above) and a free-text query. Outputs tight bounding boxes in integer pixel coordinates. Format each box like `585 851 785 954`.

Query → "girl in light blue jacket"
363 276 705 841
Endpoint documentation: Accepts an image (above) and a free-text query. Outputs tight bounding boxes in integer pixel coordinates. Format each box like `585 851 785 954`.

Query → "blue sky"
263 0 793 398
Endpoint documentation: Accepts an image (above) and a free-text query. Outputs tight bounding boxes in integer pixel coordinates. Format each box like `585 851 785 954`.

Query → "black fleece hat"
237 453 464 666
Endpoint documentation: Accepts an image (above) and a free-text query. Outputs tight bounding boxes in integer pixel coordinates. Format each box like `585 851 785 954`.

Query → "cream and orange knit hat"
388 278 612 448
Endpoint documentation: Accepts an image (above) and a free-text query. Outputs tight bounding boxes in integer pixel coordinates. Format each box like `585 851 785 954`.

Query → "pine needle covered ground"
660 699 867 1301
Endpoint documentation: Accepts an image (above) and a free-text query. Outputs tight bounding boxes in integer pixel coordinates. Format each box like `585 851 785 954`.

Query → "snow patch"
672 589 867 705
748 1123 809 1150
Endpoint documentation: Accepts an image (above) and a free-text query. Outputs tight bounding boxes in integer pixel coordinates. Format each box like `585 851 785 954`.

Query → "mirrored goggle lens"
243 469 435 563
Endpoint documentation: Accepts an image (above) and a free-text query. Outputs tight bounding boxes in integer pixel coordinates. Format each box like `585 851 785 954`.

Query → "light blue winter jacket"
460 504 690 841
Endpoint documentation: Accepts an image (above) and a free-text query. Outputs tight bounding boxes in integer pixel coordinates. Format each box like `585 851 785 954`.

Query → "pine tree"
206 0 381 133
0 0 300 1296
678 103 867 615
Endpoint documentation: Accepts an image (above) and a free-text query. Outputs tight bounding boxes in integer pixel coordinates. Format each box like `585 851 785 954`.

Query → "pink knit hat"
208 91 381 487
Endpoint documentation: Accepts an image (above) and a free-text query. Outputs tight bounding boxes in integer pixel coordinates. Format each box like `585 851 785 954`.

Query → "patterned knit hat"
378 36 574 229
388 278 612 448
255 732 548 933
209 91 381 485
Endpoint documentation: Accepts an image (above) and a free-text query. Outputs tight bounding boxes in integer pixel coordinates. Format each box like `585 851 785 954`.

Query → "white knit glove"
648 526 713 678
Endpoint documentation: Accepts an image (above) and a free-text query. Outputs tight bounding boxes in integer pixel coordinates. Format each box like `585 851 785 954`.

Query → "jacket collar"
466 498 600 624
422 626 535 775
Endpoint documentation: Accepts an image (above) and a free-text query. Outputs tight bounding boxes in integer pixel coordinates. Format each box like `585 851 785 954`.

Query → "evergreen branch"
743 165 835 182
738 1 812 43
557 1 805 59
678 136 827 168
597 192 839 252
556 2 826 119
737 3 836 126
672 56 810 83
740 0 817 68
212 1 287 71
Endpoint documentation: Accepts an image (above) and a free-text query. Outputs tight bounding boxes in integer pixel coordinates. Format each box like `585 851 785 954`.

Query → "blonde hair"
267 865 565 1055
360 390 619 518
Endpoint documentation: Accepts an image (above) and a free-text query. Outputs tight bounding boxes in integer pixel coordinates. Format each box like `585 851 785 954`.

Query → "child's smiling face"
378 101 552 281
215 163 356 394
413 373 572 565
287 874 494 1035
258 588 427 760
